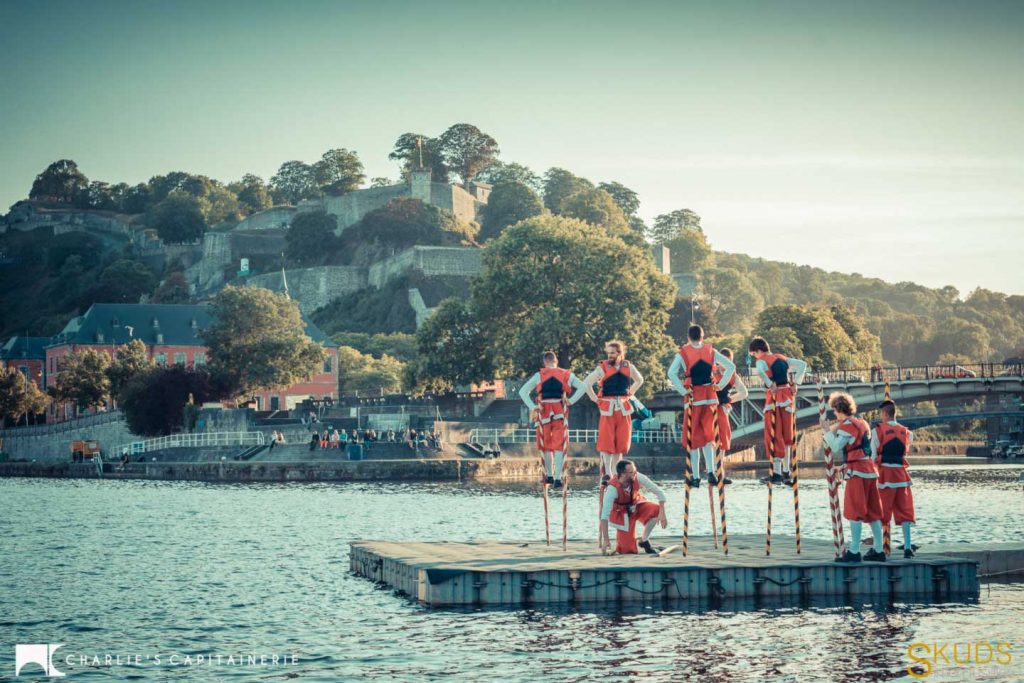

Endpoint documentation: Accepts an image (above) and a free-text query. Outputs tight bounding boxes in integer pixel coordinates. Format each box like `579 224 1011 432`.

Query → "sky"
1 0 1022 295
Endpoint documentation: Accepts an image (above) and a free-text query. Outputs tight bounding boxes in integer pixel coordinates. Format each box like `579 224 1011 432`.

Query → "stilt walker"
535 418 551 546
711 401 728 555
561 397 570 551
765 390 775 556
882 381 892 556
817 383 844 557
683 391 693 557
791 383 802 554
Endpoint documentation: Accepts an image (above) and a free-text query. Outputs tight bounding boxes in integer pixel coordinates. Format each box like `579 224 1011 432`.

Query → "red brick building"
0 336 48 388
45 303 338 420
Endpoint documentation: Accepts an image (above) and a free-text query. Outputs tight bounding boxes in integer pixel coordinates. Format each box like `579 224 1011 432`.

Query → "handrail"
118 431 265 455
468 428 678 445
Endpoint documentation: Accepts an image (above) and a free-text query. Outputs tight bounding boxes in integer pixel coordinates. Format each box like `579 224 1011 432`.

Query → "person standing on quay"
873 400 917 558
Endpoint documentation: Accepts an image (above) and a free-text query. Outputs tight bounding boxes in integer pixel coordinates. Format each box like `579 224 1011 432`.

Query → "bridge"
644 363 1024 447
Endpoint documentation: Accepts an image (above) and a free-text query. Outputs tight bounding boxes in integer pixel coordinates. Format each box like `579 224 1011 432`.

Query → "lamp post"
690 291 700 325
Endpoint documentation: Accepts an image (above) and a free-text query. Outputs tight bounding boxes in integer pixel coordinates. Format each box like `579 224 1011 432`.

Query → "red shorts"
598 412 631 454
615 501 661 554
682 403 716 450
536 402 567 451
764 406 794 460
843 475 883 523
879 486 915 525
717 405 733 452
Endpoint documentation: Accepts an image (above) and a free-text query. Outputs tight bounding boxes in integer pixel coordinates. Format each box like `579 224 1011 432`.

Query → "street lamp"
690 292 699 325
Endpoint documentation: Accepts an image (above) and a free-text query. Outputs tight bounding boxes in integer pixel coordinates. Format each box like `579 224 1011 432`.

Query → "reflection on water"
0 466 1022 682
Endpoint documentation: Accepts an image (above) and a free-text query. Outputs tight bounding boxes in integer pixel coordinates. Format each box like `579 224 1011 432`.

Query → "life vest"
598 360 631 397
761 353 790 386
607 476 645 529
839 417 873 464
539 367 571 400
714 369 737 405
876 421 910 466
679 344 715 386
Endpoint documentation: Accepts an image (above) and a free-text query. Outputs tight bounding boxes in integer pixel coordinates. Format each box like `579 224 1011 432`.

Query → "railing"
118 431 265 455
734 363 1023 387
468 428 679 445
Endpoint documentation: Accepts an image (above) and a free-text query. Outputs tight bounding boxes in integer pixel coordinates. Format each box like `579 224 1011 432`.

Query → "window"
174 352 187 366
155 352 167 366
194 352 206 366
323 356 333 373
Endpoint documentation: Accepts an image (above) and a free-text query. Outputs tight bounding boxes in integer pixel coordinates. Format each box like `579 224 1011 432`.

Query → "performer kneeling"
518 351 588 489
822 392 886 563
599 459 668 555
873 400 917 558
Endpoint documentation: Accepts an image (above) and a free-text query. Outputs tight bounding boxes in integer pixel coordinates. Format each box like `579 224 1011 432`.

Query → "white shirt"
666 343 736 397
518 370 588 411
823 418 876 479
573 361 644 404
600 473 667 520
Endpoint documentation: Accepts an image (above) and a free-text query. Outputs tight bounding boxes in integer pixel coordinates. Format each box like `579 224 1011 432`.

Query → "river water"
1 466 1023 682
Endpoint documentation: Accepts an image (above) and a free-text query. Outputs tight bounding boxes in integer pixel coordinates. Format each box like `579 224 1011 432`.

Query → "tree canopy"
148 192 207 244
0 367 48 426
438 123 500 184
478 181 544 242
47 349 111 410
30 159 89 203
285 210 339 266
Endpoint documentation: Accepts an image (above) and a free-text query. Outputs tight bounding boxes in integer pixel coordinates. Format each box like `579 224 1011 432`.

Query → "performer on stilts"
821 392 887 563
578 340 645 484
713 348 749 460
667 325 736 487
872 400 917 558
599 459 669 555
518 351 587 490
747 337 808 484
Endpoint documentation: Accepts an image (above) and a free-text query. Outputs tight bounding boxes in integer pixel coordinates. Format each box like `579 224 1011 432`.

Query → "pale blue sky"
1 0 1021 294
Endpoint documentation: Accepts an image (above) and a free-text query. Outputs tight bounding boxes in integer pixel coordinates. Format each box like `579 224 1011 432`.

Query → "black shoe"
782 471 795 486
545 475 554 485
706 472 733 486
903 548 916 559
685 476 701 488
760 473 784 485
864 549 887 562
601 474 610 486
639 539 660 555
835 550 862 563
553 479 563 490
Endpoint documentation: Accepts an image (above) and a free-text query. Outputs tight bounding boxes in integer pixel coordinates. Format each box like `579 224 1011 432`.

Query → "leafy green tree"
930 316 992 362
336 346 404 395
649 209 701 243
699 266 764 335
149 192 206 244
198 183 243 225
270 160 318 204
471 215 676 392
664 228 712 274
414 298 496 386
476 161 542 193
313 148 365 195
597 181 640 219
47 231 103 270
542 167 593 213
329 332 418 362
478 181 544 241
756 327 805 359
230 174 272 214
0 366 48 426
94 259 157 304
389 133 449 182
285 210 339 266
29 159 89 203
338 198 477 264
753 305 865 370
47 349 111 410
74 181 117 210
119 183 153 214
152 271 192 304
438 123 500 184
560 188 633 241
119 365 218 436
202 286 325 400
369 177 393 188
106 338 154 399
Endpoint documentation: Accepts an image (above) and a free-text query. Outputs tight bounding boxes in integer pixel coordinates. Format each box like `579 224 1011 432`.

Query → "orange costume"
714 370 737 452
604 476 663 554
875 422 916 525
678 344 718 450
535 367 571 452
839 417 883 523
759 353 795 461
596 360 634 454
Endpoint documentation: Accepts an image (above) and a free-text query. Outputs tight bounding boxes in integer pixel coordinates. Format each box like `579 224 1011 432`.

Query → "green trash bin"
346 443 363 461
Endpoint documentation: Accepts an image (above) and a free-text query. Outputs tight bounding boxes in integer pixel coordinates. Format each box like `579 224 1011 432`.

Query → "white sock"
902 522 913 548
773 459 783 475
601 453 614 476
851 520 863 550
703 444 716 474
689 449 701 477
543 452 553 477
783 447 791 472
553 451 565 478
870 521 884 552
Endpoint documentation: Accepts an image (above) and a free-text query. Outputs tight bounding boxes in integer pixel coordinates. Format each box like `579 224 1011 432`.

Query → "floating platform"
350 534 984 608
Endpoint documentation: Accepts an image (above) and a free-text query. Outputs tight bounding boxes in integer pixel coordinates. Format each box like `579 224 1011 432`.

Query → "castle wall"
243 266 368 314
233 207 296 231
321 185 408 232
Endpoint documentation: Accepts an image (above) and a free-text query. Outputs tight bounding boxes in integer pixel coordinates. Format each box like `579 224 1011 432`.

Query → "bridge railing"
468 428 679 445
733 362 1023 387
117 431 265 456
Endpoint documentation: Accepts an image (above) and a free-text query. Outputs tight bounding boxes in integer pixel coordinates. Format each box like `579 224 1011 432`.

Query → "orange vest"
598 360 631 398
608 476 645 527
840 417 875 473
538 367 571 400
678 344 715 386
876 422 910 466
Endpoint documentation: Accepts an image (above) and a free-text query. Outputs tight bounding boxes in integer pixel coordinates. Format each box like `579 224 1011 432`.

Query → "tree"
198 183 243 225
930 316 992 362
753 305 864 371
0 367 48 426
29 159 89 203
74 181 117 210
231 174 272 214
106 338 154 399
47 349 111 411
337 198 477 264
149 192 206 244
597 181 640 219
389 133 449 182
313 148 365 195
285 210 338 266
698 267 764 335
476 161 542 193
94 259 157 304
478 181 544 242
152 271 192 304
663 228 712 274
329 332 418 363
202 286 325 400
471 215 675 391
438 123 500 184
119 365 218 436
119 183 153 214
336 346 404 395
560 188 634 242
542 167 593 213
414 298 496 386
369 177 393 188
270 161 318 204
649 209 701 244
47 231 102 270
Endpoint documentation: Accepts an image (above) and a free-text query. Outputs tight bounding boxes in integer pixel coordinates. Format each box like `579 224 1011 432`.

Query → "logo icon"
15 644 65 677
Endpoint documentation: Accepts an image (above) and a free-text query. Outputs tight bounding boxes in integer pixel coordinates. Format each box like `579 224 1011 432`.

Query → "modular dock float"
350 534 985 608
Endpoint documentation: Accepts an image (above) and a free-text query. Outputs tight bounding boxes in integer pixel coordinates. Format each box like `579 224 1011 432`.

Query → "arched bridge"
645 363 1024 447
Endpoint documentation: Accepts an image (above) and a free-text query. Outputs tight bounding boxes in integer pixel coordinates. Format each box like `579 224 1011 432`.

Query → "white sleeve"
788 358 809 384
906 429 914 446
571 367 602 403
667 355 687 396
870 427 880 459
518 373 540 412
823 427 855 452
730 376 749 402
600 486 617 521
713 351 736 390
637 473 667 503
567 373 586 405
754 359 772 387
629 363 644 394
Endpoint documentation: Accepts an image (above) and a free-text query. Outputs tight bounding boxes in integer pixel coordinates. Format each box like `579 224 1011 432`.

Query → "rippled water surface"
1 466 1023 682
